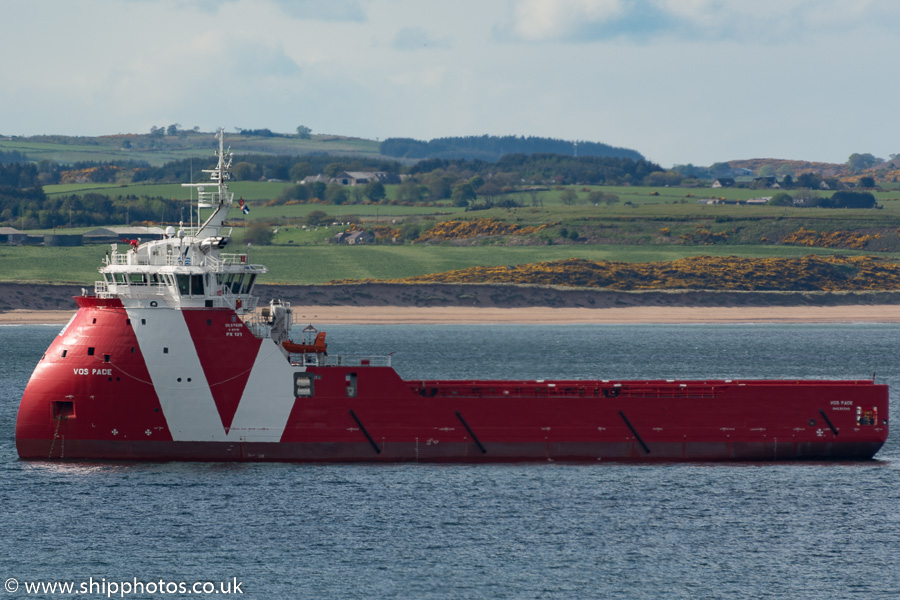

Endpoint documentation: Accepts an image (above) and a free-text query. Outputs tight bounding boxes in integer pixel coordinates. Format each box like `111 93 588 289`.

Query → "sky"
3 0 900 167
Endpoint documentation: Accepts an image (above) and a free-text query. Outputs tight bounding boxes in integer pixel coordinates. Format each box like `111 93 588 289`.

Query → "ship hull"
16 302 890 463
15 438 886 463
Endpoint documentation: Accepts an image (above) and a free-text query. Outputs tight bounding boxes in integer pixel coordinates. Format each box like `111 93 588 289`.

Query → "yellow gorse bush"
418 218 557 242
782 228 879 250
356 255 900 291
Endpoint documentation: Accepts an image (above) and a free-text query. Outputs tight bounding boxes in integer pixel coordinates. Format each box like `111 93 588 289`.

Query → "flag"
240 197 250 215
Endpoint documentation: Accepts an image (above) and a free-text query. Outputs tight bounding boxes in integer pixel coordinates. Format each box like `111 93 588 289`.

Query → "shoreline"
3 305 900 325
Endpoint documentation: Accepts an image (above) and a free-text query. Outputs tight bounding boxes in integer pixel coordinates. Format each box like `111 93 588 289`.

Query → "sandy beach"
3 305 900 325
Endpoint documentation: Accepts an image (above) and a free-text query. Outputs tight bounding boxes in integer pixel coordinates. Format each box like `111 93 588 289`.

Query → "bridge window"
191 274 204 296
241 274 257 295
175 274 190 296
230 273 244 294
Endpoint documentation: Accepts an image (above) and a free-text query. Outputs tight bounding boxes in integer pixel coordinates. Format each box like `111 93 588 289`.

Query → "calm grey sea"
2 323 898 599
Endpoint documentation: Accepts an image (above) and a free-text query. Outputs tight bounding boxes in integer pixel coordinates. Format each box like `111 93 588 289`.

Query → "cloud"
496 0 900 43
391 26 452 51
231 40 303 78
268 0 366 21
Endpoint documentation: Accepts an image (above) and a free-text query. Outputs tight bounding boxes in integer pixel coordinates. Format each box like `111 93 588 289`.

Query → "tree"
477 182 502 204
290 162 312 182
709 162 731 176
397 179 425 203
828 191 876 208
795 172 822 189
296 125 312 139
451 181 476 207
233 162 259 181
858 176 875 189
423 172 455 200
277 183 308 203
560 189 579 205
244 221 273 245
325 183 349 205
324 163 345 178
768 192 793 206
757 164 776 177
306 210 329 227
166 123 180 136
309 181 327 200
364 180 386 203
847 153 881 172
399 221 422 242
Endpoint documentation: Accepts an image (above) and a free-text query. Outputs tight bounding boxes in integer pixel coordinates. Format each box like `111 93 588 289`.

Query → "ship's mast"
182 128 234 239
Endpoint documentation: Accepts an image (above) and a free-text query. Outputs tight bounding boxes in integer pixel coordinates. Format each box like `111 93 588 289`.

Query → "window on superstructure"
191 274 205 296
129 272 147 285
230 274 244 295
175 274 190 296
241 274 257 295
114 273 126 285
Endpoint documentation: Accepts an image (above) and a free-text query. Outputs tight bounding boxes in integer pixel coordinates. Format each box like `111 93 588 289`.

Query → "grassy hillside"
0 243 891 286
0 132 381 167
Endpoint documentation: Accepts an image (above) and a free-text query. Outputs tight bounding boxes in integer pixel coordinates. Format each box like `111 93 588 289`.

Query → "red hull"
16 303 890 462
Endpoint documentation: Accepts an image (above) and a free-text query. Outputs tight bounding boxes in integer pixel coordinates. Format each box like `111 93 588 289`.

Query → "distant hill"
0 131 645 167
725 158 900 184
0 131 382 167
726 158 849 178
380 135 644 162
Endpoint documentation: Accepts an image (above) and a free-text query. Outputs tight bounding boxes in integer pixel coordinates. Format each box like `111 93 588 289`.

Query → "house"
753 176 778 187
340 172 401 186
711 178 735 188
336 172 372 185
0 227 26 244
745 197 772 205
334 230 374 244
301 174 330 185
83 226 167 244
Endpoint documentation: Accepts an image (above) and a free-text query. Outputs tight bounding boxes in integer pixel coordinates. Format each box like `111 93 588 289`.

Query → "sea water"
1 323 898 599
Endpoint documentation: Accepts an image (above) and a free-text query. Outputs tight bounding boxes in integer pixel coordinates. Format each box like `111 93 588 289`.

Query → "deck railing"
290 354 392 367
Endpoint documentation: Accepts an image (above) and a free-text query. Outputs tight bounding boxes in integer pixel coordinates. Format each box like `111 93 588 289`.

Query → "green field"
0 132 382 167
0 243 889 286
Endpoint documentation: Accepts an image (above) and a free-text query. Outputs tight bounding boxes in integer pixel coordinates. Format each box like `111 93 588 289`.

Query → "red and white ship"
15 131 890 462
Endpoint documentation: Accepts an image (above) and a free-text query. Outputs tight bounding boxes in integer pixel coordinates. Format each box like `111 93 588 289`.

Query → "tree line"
380 135 644 161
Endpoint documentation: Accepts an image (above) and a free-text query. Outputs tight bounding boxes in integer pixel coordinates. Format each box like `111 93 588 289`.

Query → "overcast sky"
3 0 899 167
